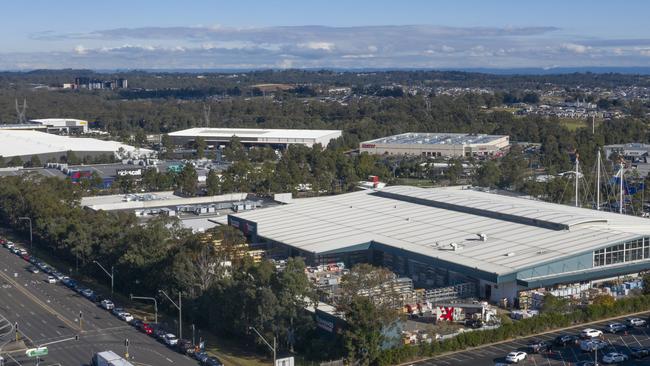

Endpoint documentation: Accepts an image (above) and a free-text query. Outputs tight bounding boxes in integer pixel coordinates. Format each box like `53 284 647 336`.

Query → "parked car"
137 322 153 335
580 339 607 352
194 351 210 363
46 276 56 284
605 323 627 334
575 362 599 366
153 327 168 340
602 352 628 364
204 357 223 366
130 319 143 328
28 266 39 274
626 317 647 327
580 328 603 338
164 333 179 346
630 347 650 359
526 340 550 354
554 334 578 346
177 339 195 355
53 272 66 281
81 289 94 299
118 312 134 322
505 351 527 363
100 299 115 310
61 278 76 288
464 319 483 329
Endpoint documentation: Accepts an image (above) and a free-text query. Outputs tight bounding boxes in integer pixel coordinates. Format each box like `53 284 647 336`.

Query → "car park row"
1 236 223 366
495 320 650 365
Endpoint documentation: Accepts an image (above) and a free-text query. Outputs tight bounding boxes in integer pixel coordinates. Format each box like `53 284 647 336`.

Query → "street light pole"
93 260 114 295
248 326 276 366
159 290 182 339
130 294 158 323
18 217 32 251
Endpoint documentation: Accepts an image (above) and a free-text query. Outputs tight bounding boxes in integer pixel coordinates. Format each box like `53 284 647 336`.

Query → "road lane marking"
0 268 80 331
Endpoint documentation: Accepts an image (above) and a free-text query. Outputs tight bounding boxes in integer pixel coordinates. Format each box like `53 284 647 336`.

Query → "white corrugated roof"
168 128 341 140
232 186 650 276
0 130 152 158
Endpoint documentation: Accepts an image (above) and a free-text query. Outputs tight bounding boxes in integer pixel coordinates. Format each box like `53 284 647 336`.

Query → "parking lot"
413 313 650 366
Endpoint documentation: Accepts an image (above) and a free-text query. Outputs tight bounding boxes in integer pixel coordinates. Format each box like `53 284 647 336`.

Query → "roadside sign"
26 347 48 357
275 357 294 366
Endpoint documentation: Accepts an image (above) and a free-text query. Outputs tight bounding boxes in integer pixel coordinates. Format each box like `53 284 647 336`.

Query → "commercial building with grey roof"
229 186 650 303
360 133 509 158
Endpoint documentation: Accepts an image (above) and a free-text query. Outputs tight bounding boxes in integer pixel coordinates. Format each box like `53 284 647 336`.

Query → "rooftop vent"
476 233 488 242
505 252 516 257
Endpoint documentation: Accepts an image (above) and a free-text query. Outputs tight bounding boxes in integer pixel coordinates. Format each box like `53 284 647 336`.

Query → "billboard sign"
116 168 143 177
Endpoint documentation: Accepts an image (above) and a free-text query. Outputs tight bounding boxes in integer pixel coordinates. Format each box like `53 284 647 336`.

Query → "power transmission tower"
15 98 27 124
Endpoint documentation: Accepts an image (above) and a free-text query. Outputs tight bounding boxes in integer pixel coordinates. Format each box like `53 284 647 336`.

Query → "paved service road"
414 312 650 366
0 242 198 366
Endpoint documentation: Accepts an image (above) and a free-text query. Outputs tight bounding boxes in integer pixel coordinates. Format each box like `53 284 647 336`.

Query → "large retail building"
360 133 509 158
228 186 650 303
169 128 342 148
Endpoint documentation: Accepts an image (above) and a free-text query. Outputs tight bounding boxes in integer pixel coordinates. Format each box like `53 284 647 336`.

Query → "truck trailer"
91 351 134 366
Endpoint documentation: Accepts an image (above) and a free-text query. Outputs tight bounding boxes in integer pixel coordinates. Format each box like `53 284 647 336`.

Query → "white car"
46 276 56 284
100 299 115 310
580 328 603 338
505 351 527 363
602 352 628 364
118 312 134 322
626 317 646 327
164 333 178 346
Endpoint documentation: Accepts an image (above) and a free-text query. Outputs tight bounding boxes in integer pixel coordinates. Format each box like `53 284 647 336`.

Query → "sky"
1 0 650 70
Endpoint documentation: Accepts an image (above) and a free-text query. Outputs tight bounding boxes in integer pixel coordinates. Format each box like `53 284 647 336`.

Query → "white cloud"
441 45 455 53
74 45 87 55
299 42 335 51
561 43 590 54
639 49 650 56
4 24 650 69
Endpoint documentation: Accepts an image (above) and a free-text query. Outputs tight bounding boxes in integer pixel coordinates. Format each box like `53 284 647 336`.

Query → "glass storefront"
593 237 649 267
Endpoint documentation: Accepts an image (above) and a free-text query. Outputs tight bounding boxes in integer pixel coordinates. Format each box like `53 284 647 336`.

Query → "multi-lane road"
0 239 198 366
413 312 650 366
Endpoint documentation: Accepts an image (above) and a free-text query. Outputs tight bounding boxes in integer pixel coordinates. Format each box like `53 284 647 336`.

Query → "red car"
21 254 30 262
141 323 153 335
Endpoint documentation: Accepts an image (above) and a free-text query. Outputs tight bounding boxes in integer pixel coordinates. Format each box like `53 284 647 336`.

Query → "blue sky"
1 0 650 70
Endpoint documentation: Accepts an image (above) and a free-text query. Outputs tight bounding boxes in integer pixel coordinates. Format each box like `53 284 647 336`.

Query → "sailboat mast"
619 160 624 214
596 150 601 210
575 153 579 207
